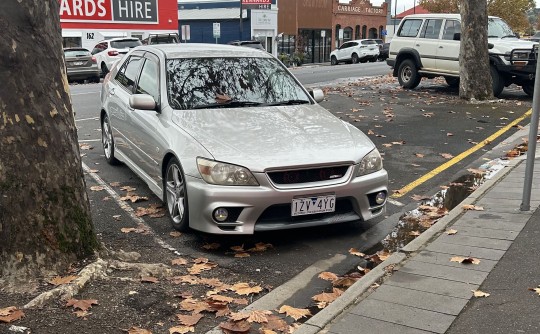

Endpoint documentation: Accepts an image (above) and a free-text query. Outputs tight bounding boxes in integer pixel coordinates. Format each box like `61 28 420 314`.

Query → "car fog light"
375 192 387 205
213 208 229 222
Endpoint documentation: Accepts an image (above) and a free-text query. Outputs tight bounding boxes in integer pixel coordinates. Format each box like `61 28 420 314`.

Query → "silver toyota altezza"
100 44 388 234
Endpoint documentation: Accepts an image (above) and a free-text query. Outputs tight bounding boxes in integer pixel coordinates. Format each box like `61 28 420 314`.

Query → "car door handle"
439 46 444 48
109 88 115 96
415 44 420 47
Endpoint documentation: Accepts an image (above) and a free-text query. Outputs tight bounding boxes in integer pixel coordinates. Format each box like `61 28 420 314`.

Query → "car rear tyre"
444 76 460 88
91 76 101 83
331 56 338 65
101 114 120 165
490 65 504 97
164 158 190 231
100 63 109 77
522 83 534 97
398 59 421 89
369 57 377 62
351 53 359 64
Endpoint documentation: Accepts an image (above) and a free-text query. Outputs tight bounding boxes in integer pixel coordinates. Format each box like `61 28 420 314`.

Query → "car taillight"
108 50 119 56
91 56 97 63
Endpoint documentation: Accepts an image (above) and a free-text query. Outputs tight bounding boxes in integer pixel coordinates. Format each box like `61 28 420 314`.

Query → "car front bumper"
185 168 388 234
67 67 100 80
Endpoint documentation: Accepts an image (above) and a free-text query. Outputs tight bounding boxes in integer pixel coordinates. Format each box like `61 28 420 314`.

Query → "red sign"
242 0 271 4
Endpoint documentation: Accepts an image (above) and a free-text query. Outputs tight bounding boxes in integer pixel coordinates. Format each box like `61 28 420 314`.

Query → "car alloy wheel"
101 114 119 165
165 158 189 231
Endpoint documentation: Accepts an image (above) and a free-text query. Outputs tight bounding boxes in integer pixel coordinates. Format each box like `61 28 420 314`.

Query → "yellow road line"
391 109 532 198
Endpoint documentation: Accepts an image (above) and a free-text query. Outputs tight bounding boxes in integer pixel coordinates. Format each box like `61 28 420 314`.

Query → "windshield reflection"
166 57 310 110
488 18 515 38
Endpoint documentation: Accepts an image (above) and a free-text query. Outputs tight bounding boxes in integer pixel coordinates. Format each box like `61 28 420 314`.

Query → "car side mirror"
309 88 325 103
488 43 494 49
129 94 157 111
453 33 461 41
515 33 520 39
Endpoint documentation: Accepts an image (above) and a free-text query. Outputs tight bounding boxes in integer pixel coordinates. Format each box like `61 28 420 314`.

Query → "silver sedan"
100 44 388 234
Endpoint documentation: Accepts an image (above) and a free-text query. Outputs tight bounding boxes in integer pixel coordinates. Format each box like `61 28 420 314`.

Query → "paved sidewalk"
295 135 540 333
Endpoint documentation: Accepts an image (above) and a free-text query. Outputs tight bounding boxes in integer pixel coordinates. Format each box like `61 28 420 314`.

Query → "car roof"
136 43 273 59
97 37 141 43
403 13 499 19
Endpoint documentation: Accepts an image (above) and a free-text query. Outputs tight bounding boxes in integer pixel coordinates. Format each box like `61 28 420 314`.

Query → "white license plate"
291 195 336 216
73 61 84 66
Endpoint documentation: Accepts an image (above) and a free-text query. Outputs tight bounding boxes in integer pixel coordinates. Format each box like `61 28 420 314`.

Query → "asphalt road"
70 68 532 315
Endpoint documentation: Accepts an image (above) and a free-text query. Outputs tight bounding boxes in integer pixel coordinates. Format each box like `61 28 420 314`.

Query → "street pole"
393 0 397 37
521 54 540 211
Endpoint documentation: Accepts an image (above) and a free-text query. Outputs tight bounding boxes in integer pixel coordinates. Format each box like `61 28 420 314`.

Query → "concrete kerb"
293 152 526 334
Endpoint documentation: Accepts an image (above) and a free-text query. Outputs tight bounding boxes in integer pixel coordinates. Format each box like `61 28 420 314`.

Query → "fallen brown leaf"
415 153 425 158
230 245 245 252
202 243 220 250
234 252 250 258
248 242 273 252
90 186 105 191
348 248 365 257
169 326 194 334
66 299 98 311
231 283 263 296
318 271 338 282
528 286 540 296
472 290 490 298
127 327 152 334
141 276 159 283
188 262 218 275
48 275 78 286
176 313 203 326
120 186 136 192
73 310 91 318
462 204 484 211
0 307 24 323
171 258 188 266
446 229 458 235
170 231 182 238
219 320 251 333
121 194 149 203
278 305 311 321
440 153 454 159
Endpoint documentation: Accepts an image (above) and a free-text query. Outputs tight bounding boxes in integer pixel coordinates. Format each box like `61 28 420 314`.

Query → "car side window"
398 19 423 37
136 59 160 103
115 56 142 93
339 43 349 50
420 19 443 39
442 20 461 40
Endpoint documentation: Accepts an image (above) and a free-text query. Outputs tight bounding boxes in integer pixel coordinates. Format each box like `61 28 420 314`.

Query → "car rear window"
64 49 91 57
110 39 142 49
361 40 377 45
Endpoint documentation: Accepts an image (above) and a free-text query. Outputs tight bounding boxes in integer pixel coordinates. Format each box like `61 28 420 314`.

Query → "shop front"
59 0 179 51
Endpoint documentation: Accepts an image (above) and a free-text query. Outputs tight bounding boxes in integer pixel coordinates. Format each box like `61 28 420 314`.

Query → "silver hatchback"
100 44 388 234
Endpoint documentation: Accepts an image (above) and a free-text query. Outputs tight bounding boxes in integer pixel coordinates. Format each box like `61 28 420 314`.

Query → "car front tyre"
398 59 421 89
331 56 338 65
101 114 120 165
164 158 190 231
490 65 504 97
351 53 359 64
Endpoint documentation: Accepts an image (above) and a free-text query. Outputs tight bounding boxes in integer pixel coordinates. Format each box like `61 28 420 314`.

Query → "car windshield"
110 39 142 49
167 57 311 110
487 18 515 38
64 49 91 57
361 40 377 45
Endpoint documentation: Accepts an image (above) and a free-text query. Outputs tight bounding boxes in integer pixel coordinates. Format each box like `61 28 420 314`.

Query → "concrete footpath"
295 130 540 333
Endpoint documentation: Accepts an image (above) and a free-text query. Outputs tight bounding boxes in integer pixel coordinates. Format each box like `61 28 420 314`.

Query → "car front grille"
267 166 350 185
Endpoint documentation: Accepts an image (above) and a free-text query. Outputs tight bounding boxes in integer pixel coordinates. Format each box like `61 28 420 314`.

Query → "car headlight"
197 158 259 186
357 149 383 176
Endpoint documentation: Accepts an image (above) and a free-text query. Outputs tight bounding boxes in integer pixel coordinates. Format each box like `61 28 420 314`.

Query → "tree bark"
0 1 98 282
459 0 493 100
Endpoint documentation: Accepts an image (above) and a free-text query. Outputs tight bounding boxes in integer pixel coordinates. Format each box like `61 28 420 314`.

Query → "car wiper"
264 100 311 106
191 100 262 109
501 34 517 39
488 35 499 38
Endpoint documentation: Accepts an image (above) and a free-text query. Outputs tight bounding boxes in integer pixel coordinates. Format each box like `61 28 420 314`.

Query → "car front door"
129 53 165 185
436 19 461 74
417 19 443 70
337 42 351 61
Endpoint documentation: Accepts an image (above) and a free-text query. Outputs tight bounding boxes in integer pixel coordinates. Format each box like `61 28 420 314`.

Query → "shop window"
369 28 378 39
355 25 361 39
362 25 367 39
343 27 353 42
63 37 81 48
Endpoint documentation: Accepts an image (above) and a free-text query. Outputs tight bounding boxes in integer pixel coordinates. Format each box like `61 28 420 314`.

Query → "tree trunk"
459 0 493 100
0 1 98 283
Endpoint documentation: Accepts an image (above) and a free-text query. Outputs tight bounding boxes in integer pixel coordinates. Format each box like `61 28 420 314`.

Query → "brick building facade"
277 0 387 63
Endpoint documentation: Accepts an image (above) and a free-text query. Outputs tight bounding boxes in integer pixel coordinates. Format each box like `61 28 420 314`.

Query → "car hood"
490 38 538 52
171 104 375 172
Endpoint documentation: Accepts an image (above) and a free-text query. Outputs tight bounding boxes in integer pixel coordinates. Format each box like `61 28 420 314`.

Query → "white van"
387 14 538 97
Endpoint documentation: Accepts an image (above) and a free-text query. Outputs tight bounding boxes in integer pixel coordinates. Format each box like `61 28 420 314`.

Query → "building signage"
242 0 271 10
213 22 221 39
59 0 158 24
337 5 384 14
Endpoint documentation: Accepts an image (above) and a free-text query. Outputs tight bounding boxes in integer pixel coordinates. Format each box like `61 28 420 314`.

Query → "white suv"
388 14 538 97
330 39 380 65
91 38 142 77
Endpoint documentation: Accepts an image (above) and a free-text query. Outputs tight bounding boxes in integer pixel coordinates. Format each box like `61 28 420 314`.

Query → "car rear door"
416 18 443 70
108 53 144 163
